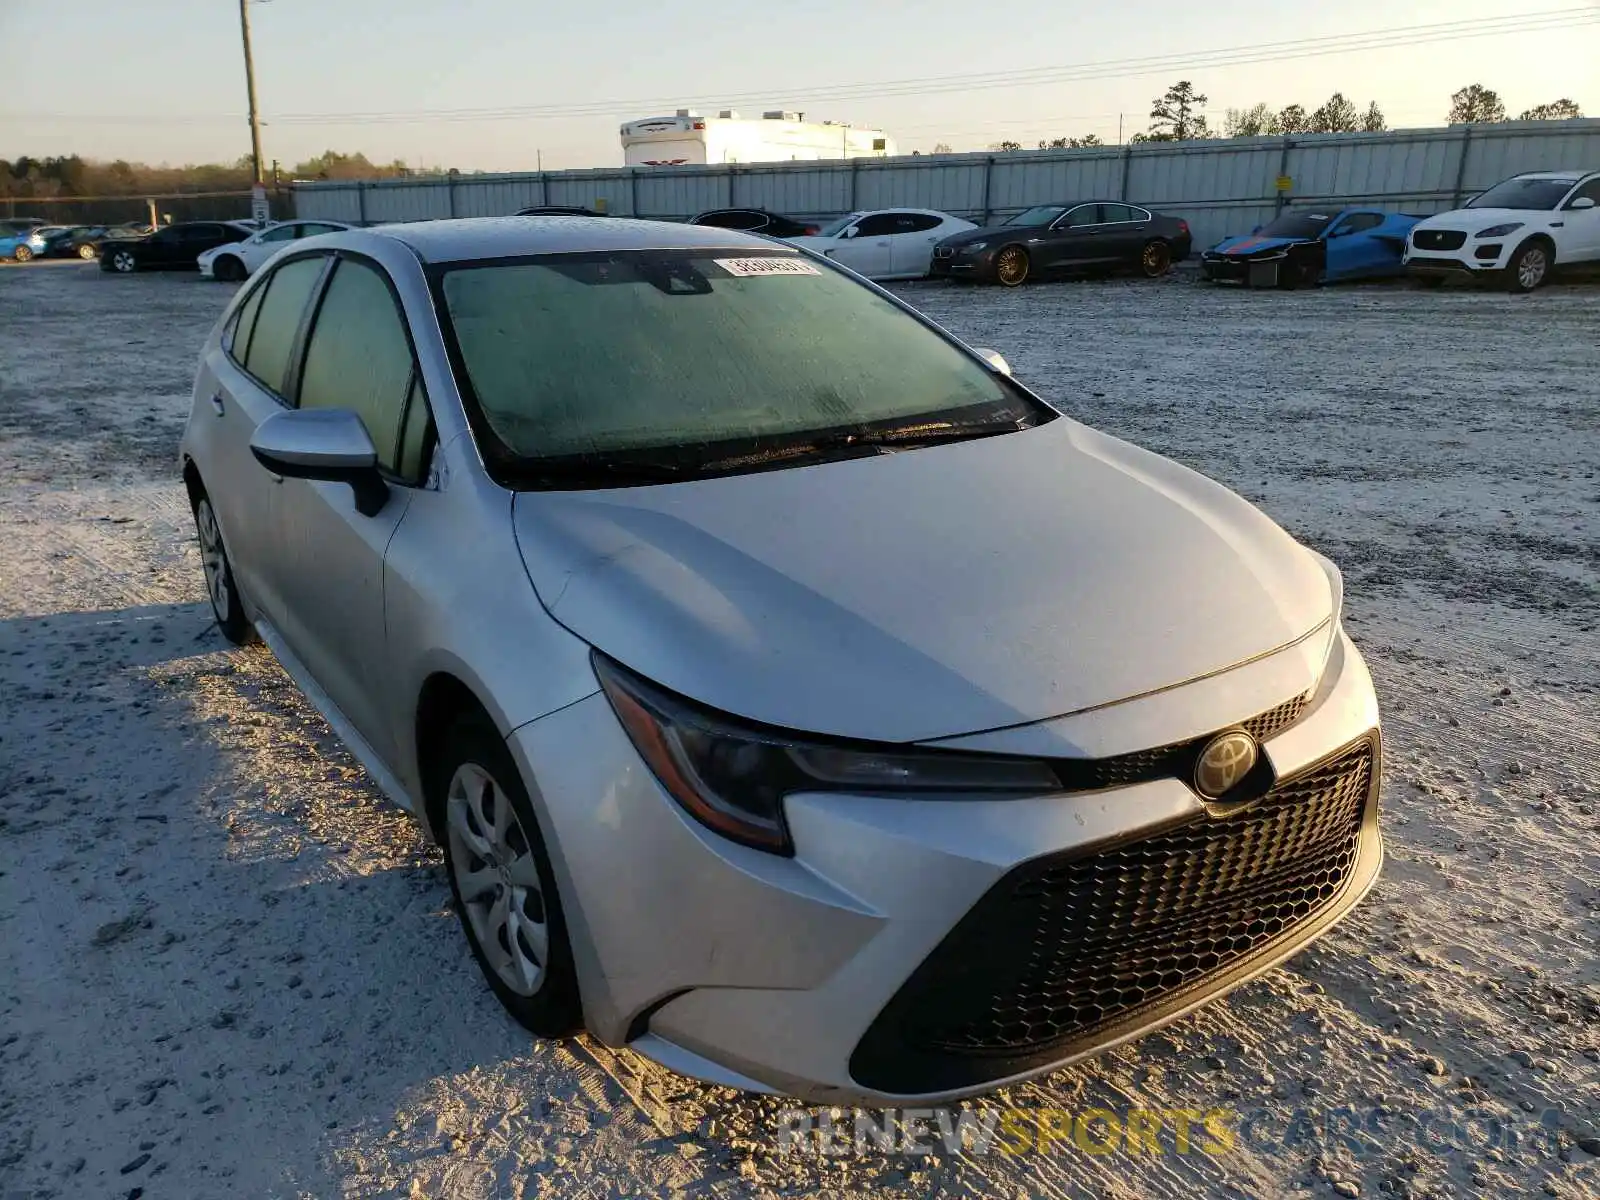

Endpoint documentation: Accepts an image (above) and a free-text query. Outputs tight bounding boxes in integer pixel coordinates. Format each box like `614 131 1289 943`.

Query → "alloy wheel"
1141 241 1171 277
13 245 32 263
113 251 135 273
446 763 549 997
195 498 230 620
995 246 1029 287
77 243 96 259
1517 247 1547 290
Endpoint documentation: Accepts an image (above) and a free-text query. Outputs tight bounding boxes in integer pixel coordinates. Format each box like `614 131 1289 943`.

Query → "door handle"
210 393 226 417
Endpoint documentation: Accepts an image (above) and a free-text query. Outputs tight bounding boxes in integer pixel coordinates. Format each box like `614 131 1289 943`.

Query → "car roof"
1513 171 1588 180
364 216 766 263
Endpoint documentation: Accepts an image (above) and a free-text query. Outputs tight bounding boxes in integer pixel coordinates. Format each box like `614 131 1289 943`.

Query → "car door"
1557 176 1600 260
201 253 331 620
828 212 899 277
1096 203 1154 262
257 252 432 763
1037 204 1104 270
141 225 188 267
887 212 951 278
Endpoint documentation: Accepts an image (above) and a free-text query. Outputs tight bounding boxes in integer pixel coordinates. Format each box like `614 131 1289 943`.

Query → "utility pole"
238 0 265 184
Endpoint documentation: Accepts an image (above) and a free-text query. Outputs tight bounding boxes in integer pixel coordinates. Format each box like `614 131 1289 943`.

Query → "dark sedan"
40 225 113 260
688 208 821 237
932 202 1191 285
98 220 255 274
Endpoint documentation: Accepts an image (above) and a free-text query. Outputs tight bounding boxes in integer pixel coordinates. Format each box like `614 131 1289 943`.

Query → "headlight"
594 654 1061 855
1476 223 1523 239
962 241 988 253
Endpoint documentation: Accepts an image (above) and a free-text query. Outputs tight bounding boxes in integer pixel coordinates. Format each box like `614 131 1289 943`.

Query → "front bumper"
1404 243 1511 277
930 248 995 280
197 258 217 279
509 628 1382 1104
1201 253 1285 285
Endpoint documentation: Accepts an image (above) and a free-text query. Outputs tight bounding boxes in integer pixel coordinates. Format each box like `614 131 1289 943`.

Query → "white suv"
1404 171 1600 292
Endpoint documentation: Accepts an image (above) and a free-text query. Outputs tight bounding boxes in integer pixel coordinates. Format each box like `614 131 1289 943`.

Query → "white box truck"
621 109 895 166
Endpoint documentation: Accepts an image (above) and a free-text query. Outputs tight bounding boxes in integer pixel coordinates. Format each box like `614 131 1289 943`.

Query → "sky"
1 0 1596 174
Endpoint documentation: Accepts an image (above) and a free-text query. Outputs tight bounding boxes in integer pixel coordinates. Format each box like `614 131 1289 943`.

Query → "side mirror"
1571 196 1597 210
249 408 389 516
972 347 1012 377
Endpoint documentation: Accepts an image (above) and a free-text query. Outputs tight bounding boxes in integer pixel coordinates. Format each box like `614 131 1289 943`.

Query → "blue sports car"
1201 208 1423 287
0 228 47 263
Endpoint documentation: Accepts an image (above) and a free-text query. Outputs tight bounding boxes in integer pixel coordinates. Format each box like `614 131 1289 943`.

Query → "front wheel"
212 255 245 283
1504 240 1550 293
193 494 254 645
993 245 1031 287
436 717 582 1036
1139 239 1172 278
110 249 138 273
76 243 98 260
12 245 32 263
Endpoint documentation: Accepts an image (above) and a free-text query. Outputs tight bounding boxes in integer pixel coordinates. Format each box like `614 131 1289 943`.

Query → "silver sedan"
180 217 1383 1104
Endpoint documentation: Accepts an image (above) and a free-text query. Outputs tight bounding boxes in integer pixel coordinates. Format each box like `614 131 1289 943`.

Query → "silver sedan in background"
180 217 1382 1104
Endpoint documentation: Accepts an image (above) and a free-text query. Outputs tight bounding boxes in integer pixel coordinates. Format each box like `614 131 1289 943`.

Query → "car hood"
1414 207 1553 232
511 418 1333 744
937 224 1050 248
1208 234 1311 257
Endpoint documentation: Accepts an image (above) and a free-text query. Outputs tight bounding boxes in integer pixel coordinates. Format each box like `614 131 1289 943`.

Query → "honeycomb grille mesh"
894 740 1372 1058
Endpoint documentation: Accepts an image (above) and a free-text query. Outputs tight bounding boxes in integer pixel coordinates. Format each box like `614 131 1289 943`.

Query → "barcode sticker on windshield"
713 257 820 277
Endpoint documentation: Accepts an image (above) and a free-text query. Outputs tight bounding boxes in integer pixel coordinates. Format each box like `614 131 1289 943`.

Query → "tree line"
991 80 1585 151
0 150 420 200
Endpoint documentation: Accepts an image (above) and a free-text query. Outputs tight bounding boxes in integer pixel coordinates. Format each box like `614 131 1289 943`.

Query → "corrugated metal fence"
291 120 1600 252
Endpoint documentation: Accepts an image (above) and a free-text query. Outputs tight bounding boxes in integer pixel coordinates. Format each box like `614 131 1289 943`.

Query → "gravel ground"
1 262 1597 1200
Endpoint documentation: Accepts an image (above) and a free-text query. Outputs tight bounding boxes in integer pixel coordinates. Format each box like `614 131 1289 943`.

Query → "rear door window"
242 256 326 395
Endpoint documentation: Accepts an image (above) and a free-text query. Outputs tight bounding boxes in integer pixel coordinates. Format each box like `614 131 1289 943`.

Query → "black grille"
1412 229 1467 251
850 737 1375 1095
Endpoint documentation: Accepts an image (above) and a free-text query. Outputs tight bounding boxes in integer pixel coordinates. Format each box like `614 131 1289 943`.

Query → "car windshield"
1466 178 1577 210
436 249 1044 486
814 215 859 237
1004 205 1068 226
1256 212 1336 239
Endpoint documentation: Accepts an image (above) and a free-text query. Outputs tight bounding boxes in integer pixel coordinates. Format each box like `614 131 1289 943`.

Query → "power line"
5 8 1594 129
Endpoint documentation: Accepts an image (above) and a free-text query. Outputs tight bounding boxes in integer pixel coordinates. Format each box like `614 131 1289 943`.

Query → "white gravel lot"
1 261 1597 1200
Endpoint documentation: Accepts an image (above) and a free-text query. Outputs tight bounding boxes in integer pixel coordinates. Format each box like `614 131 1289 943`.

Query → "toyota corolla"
179 216 1382 1104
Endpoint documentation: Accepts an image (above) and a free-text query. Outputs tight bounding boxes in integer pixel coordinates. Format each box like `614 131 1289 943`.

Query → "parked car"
39 225 114 260
514 206 608 217
0 228 46 262
688 208 821 237
1201 208 1423 287
1404 171 1600 292
199 220 352 281
0 217 50 237
787 209 977 280
180 217 1382 1105
932 202 1192 285
98 221 257 274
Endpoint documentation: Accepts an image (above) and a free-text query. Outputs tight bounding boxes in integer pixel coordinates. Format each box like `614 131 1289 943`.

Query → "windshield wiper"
511 456 688 489
698 417 1035 472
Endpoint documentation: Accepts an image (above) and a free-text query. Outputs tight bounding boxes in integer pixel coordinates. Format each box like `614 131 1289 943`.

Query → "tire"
1138 239 1172 278
192 493 254 645
434 715 582 1037
12 245 32 263
1504 239 1551 293
994 245 1030 287
110 249 138 273
212 255 245 283
76 243 97 260
1279 256 1321 290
